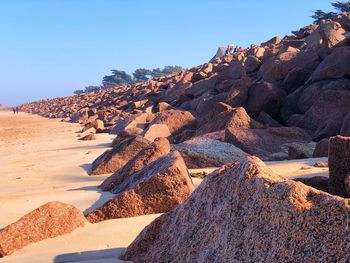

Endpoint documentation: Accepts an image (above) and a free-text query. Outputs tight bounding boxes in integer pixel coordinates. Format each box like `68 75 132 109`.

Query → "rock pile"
7 11 350 262
20 13 350 162
86 151 194 222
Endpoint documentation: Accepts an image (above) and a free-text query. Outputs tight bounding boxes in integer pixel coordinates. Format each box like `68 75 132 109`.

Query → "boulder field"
20 13 350 160
4 11 350 261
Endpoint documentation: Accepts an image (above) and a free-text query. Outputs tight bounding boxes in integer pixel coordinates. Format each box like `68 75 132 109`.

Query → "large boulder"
246 81 285 117
0 202 86 257
141 123 171 142
256 111 282 128
111 127 143 147
70 108 88 123
123 156 350 262
100 137 171 192
301 89 350 140
313 138 329 157
110 113 149 135
288 79 350 139
91 136 150 175
257 49 299 82
305 21 346 52
286 142 316 160
340 113 350 136
281 49 320 93
244 55 262 73
225 76 251 108
86 151 194 222
185 74 218 97
307 47 350 84
297 79 350 114
196 104 263 136
172 134 248 169
328 136 350 198
225 126 311 160
219 61 246 80
149 109 196 137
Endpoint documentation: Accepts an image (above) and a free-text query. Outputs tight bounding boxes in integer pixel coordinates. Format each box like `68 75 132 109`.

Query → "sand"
0 111 159 262
0 110 328 262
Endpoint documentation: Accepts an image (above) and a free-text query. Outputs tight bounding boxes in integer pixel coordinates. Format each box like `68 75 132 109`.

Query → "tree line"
74 66 183 95
312 1 350 22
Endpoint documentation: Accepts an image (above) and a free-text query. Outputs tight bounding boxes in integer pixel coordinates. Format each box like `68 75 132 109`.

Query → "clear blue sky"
0 0 333 106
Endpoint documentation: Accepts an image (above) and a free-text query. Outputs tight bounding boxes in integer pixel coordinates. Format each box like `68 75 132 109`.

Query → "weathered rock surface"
299 81 350 140
86 151 194 222
287 142 316 159
313 138 329 157
328 135 350 197
308 47 350 83
110 113 149 135
91 136 150 175
123 156 350 263
256 111 282 128
196 104 262 136
293 176 329 193
149 109 196 136
0 202 86 257
246 81 285 117
141 123 171 142
172 134 248 168
225 126 312 160
100 137 171 192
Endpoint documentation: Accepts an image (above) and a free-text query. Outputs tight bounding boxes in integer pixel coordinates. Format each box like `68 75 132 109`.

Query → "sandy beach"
0 111 159 262
0 110 328 262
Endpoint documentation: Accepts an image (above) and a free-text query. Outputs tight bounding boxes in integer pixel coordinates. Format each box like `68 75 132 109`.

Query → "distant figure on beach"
12 107 19 114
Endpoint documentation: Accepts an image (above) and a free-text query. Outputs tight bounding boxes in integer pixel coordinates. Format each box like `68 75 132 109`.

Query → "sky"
0 0 334 106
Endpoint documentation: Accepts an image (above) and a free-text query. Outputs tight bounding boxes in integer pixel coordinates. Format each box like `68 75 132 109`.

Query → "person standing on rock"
12 107 16 114
225 44 235 56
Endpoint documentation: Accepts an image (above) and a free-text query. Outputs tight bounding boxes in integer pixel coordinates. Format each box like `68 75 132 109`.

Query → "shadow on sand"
54 247 126 263
60 143 112 151
67 185 115 214
80 163 92 174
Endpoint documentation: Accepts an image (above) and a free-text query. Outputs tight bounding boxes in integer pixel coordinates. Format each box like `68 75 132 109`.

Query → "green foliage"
103 70 133 87
101 66 184 88
133 68 153 82
148 66 184 79
74 86 101 95
74 65 185 94
84 86 101 92
312 1 350 22
73 89 84 95
332 1 350 12
160 65 183 75
151 67 162 78
311 9 336 22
